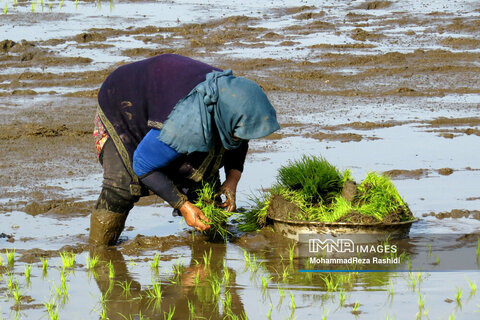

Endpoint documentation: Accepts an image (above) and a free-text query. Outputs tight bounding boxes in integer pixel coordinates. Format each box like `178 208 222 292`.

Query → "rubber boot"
89 209 127 246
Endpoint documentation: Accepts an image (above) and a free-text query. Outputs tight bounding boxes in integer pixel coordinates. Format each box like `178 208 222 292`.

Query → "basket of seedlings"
239 155 418 241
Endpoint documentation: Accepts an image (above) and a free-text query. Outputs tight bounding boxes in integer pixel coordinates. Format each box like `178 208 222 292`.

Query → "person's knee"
95 187 137 214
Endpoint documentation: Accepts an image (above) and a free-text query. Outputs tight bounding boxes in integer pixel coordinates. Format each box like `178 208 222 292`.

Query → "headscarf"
158 69 280 154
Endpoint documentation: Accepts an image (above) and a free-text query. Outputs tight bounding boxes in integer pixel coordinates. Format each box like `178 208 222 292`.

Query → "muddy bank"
383 169 429 180
423 209 480 220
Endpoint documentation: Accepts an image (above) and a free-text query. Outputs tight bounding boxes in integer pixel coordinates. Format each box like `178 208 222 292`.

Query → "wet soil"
1 1 480 319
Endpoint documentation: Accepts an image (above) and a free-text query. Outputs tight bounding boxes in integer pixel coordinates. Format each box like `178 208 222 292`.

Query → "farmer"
90 54 280 246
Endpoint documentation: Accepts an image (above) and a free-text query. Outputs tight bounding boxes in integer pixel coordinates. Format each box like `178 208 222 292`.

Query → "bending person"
90 54 279 246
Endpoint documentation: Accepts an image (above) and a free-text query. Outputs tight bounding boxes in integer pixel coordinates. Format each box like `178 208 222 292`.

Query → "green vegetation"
6 249 15 267
59 252 76 269
86 254 99 270
277 155 344 204
194 183 233 240
238 155 413 230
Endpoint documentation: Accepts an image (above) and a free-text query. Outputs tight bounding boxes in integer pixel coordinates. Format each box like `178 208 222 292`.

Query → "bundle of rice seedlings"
194 183 233 240
276 155 344 204
237 155 413 229
237 193 270 232
355 172 408 220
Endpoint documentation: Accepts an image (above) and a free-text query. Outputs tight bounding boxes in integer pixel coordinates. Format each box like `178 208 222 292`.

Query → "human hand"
179 201 210 231
215 185 236 212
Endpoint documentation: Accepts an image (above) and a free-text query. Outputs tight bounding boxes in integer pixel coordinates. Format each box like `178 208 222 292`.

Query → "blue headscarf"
158 70 280 154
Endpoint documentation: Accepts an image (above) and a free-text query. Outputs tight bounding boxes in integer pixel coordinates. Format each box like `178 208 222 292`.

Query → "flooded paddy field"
1 0 480 319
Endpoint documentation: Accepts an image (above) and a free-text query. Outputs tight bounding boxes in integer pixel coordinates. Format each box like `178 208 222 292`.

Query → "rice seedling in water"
203 248 212 269
44 299 59 320
145 278 162 301
222 290 232 313
260 274 271 292
322 308 329 320
187 300 195 319
339 290 346 306
209 277 221 301
59 252 75 269
24 264 32 283
289 292 296 311
194 183 233 240
40 257 49 272
118 280 133 298
466 278 477 295
417 291 425 310
3 4 6 15
150 253 160 269
164 305 175 320
353 301 360 312
6 249 15 267
107 260 115 279
277 285 285 299
266 304 273 319
448 312 455 320
455 287 462 303
86 254 99 270
223 262 230 285
288 243 295 263
12 284 23 304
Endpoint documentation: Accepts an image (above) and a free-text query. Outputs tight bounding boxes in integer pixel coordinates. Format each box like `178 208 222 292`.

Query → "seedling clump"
194 183 233 240
239 155 414 230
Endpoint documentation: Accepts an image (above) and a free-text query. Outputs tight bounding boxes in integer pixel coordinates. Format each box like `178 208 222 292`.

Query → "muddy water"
1 0 480 319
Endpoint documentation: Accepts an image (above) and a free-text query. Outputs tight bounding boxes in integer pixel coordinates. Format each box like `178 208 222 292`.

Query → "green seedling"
339 290 346 306
266 303 273 319
455 287 462 303
118 280 133 298
12 285 23 304
194 183 233 240
223 263 230 285
59 252 76 269
0 253 3 266
417 292 425 310
164 305 175 320
40 257 49 272
24 264 32 282
203 248 212 269
146 278 162 301
222 290 232 312
6 273 14 292
278 285 285 299
288 243 295 262
3 3 6 15
31 1 35 12
353 301 360 312
209 278 221 300
243 249 251 269
467 278 477 295
44 299 59 320
6 249 15 267
107 260 115 279
151 253 161 269
187 300 195 319
289 292 296 310
86 254 99 270
448 312 455 320
322 308 329 320
193 271 200 287
261 274 271 292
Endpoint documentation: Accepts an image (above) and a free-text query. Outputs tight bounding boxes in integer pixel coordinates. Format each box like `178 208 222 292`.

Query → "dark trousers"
95 138 142 215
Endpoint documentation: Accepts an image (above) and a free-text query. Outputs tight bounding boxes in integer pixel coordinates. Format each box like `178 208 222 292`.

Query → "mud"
423 209 480 220
1 1 480 319
383 169 429 180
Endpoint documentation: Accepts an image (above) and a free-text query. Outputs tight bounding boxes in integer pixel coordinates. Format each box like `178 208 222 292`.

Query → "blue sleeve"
133 129 181 176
